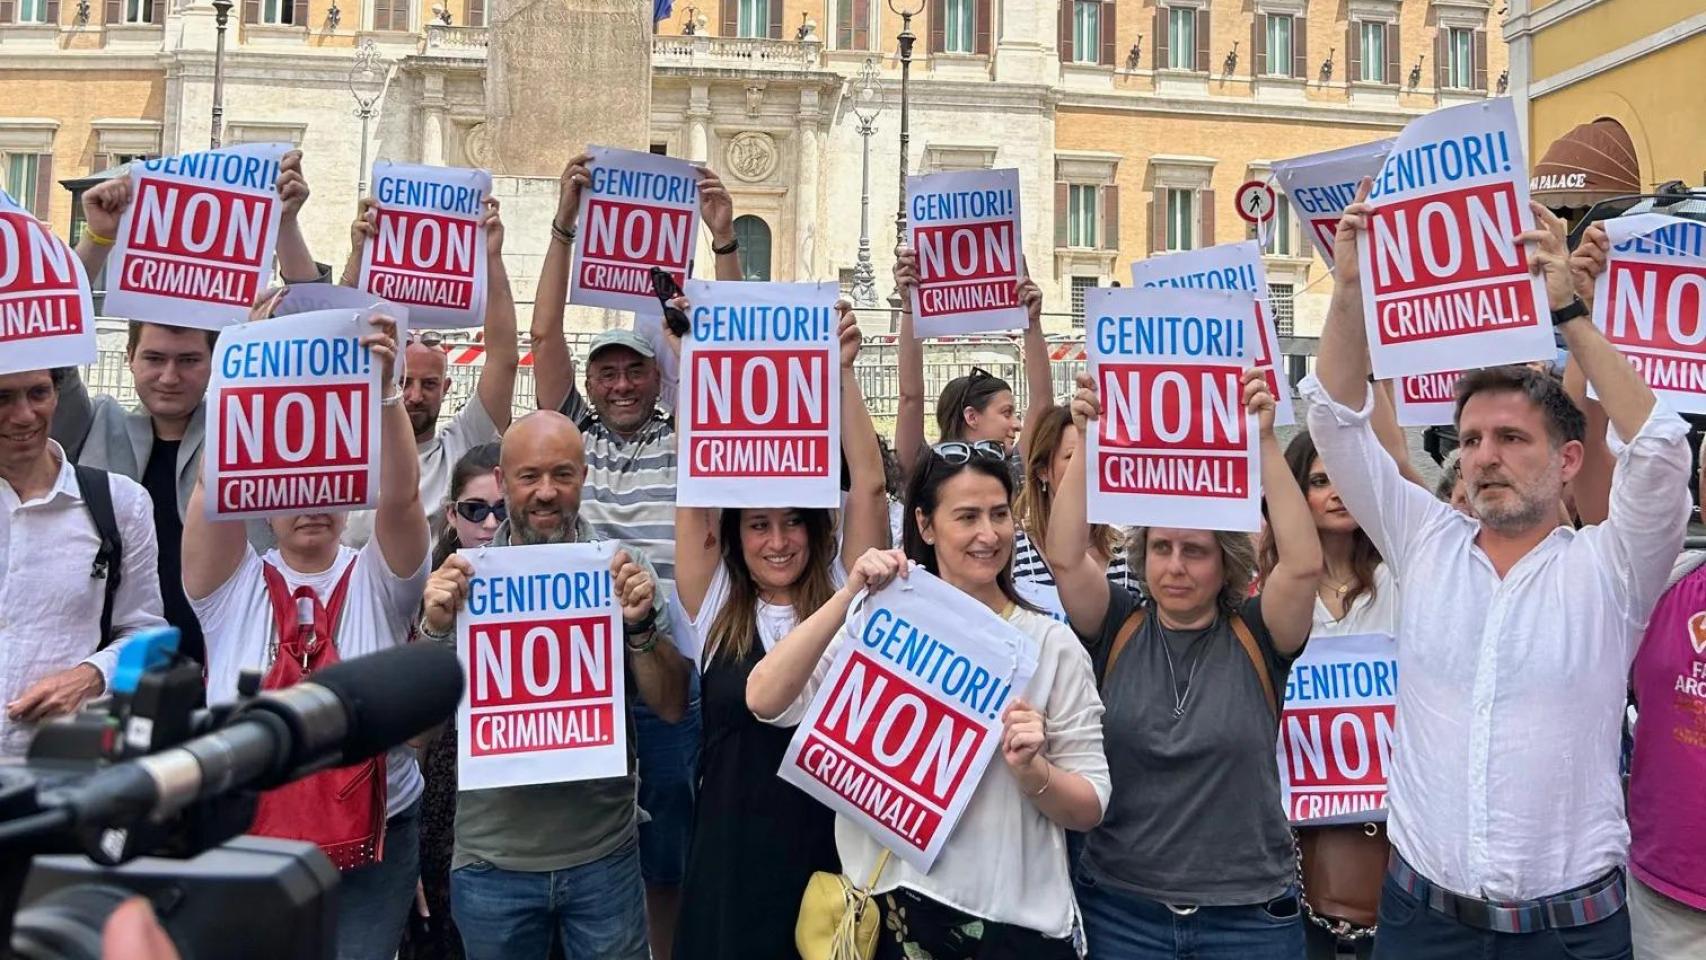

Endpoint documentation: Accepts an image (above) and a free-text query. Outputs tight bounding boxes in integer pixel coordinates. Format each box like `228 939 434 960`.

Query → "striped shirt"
560 387 678 589
1012 525 1134 594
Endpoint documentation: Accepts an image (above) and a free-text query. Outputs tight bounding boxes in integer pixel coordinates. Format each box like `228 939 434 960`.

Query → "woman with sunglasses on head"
1011 405 1133 617
748 439 1110 960
666 299 890 960
1046 369 1322 960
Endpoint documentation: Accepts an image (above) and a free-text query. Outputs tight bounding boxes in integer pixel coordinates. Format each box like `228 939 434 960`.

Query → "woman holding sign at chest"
1046 368 1321 960
747 442 1110 960
667 298 891 960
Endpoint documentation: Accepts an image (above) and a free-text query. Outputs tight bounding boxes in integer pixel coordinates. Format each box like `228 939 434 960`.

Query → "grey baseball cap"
585 327 656 361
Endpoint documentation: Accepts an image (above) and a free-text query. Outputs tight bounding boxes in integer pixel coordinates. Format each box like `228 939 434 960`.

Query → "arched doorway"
734 215 771 281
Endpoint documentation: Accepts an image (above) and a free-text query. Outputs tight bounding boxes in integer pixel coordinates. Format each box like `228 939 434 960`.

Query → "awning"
1529 118 1641 208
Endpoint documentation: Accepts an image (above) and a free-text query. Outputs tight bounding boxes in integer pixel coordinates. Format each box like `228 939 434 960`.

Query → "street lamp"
889 0 924 256
210 0 233 148
849 58 885 307
348 40 383 199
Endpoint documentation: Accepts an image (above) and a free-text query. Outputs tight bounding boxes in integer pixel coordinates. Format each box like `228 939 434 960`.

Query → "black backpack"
74 464 124 650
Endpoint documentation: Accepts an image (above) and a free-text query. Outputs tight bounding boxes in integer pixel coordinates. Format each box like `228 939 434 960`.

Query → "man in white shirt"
1 367 167 758
1304 185 1692 958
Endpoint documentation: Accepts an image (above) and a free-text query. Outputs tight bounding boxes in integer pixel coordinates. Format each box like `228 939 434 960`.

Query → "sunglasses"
931 440 1006 465
410 330 445 348
453 499 508 524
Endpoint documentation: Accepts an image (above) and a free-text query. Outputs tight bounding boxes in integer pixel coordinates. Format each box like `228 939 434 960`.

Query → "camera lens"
9 884 133 960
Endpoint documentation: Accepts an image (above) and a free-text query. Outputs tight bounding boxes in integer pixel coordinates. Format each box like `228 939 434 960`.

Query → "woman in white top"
748 440 1110 960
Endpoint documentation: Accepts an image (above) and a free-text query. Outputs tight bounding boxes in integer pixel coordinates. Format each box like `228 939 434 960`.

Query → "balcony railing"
652 35 822 71
423 24 489 56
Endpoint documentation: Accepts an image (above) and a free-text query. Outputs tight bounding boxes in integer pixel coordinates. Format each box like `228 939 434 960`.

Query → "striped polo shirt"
560 387 679 589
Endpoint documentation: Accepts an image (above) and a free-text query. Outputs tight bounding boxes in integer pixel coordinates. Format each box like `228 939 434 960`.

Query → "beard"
1469 463 1561 535
510 506 577 545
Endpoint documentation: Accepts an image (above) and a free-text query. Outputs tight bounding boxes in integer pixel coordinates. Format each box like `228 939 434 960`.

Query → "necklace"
1156 621 1212 719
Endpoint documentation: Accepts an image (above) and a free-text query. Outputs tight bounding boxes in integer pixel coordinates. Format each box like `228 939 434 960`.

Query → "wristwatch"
1551 296 1589 327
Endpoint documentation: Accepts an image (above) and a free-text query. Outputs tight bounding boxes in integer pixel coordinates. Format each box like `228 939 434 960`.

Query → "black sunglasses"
649 266 691 337
454 499 508 524
931 440 1006 465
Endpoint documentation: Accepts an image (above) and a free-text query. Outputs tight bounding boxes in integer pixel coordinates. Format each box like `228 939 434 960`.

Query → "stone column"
687 83 715 278
795 88 823 281
421 73 447 166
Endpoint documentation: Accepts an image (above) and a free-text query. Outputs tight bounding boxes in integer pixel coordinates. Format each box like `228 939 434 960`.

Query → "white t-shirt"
1312 562 1399 639
192 540 430 817
690 560 847 665
342 398 500 548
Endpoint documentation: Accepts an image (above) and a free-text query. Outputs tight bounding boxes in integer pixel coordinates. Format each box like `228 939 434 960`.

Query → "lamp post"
210 0 233 148
888 0 924 253
849 58 885 307
349 40 383 199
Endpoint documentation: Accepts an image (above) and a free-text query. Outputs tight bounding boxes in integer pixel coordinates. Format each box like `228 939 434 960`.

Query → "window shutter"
1386 22 1400 84
1435 29 1448 89
1473 29 1488 90
1153 3 1166 69
928 0 943 52
1055 181 1069 247
242 0 257 22
767 0 781 39
974 0 989 54
1151 187 1166 252
1100 1 1114 65
45 0 58 23
1346 19 1360 81
291 0 305 25
1057 0 1071 62
718 0 734 35
1197 188 1214 247
853 0 868 48
1101 184 1119 251
468 0 484 26
1253 13 1265 75
1 0 16 22
148 0 160 23
32 154 53 220
103 0 118 24
1194 6 1209 72
1293 17 1307 79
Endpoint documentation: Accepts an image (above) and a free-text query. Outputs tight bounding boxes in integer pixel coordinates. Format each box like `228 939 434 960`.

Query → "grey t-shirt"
1079 587 1300 906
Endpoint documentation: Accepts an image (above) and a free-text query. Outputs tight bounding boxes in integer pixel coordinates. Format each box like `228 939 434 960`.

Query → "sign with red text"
274 284 410 384
357 162 491 329
202 309 381 520
1276 633 1397 825
678 279 842 508
1085 287 1261 532
105 143 288 330
570 145 701 313
1591 214 1706 413
1393 370 1463 426
1130 241 1293 426
1358 99 1553 378
778 570 1038 872
1271 139 1394 271
456 542 627 791
906 168 1026 336
0 189 95 374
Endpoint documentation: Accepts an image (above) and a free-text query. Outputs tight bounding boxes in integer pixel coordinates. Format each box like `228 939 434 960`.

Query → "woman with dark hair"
1012 405 1132 617
748 440 1110 960
1046 369 1322 959
669 301 891 960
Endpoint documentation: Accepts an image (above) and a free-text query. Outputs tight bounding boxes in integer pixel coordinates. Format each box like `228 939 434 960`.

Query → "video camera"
0 630 463 960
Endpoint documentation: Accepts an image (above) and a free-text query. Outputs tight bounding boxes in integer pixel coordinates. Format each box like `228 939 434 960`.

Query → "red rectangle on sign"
1604 260 1706 352
370 208 479 277
916 279 1020 319
0 294 83 343
119 253 258 307
1097 452 1250 499
367 268 474 310
0 213 81 295
218 384 370 470
1368 181 1532 296
1309 217 1339 255
1624 350 1706 396
1400 371 1461 404
1373 277 1540 346
688 435 830 478
690 350 831 431
215 468 368 514
467 616 615 709
1279 704 1393 789
582 198 693 269
793 731 944 851
469 704 615 756
129 179 273 268
1097 363 1246 452
1287 790 1386 823
915 221 1019 283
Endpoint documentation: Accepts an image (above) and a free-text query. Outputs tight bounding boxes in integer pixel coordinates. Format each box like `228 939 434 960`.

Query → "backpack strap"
1101 605 1147 688
75 464 124 650
1230 615 1278 718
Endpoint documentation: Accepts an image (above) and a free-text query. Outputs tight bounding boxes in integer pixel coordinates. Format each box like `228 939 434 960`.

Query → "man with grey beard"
418 410 689 960
1300 181 1691 960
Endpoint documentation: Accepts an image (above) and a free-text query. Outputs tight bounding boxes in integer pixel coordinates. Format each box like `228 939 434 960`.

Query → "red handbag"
247 559 388 871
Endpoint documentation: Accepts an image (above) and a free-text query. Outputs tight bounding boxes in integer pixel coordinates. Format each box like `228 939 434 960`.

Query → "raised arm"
182 476 252 601
1045 373 1115 638
274 150 322 284
72 174 131 281
662 316 720 619
697 167 743 281
838 304 890 565
368 315 430 578
1543 214 1656 441
1016 272 1054 458
473 198 518 431
614 549 689 723
339 198 378 288
894 246 927 478
1561 353 1615 525
1248 369 1322 655
530 155 590 412
1371 380 1430 489
1315 178 1374 407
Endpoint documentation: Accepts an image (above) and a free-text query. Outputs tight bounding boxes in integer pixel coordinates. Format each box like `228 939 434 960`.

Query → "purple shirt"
1630 561 1706 909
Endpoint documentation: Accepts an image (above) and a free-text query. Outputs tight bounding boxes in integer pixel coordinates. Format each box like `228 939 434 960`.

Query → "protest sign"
274 284 410 383
456 542 627 791
1358 98 1553 379
1393 371 1462 427
1270 139 1394 270
1276 633 1397 825
0 189 95 374
202 309 381 520
1591 214 1706 413
633 306 682 410
678 279 842 508
778 569 1039 872
1085 287 1261 532
105 143 288 330
358 162 491 329
1130 241 1293 427
570 145 701 313
905 168 1026 336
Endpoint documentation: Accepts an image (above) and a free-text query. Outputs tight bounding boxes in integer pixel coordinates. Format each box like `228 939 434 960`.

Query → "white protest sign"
1591 214 1706 413
0 189 96 374
678 279 842 508
1130 241 1293 426
202 309 381 520
274 284 410 383
1271 139 1394 270
455 542 628 791
632 306 681 410
1358 98 1553 378
1276 633 1397 825
358 162 491 329
105 143 289 330
1085 287 1262 532
1392 371 1462 427
906 168 1026 336
570 145 701 313
777 570 1039 872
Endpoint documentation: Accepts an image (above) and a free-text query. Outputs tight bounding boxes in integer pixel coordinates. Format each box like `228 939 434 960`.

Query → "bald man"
418 411 689 960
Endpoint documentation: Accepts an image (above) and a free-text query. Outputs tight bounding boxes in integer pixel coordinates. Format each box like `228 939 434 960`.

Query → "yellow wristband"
84 226 115 247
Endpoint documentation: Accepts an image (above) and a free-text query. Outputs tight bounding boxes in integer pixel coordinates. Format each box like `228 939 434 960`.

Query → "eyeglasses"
454 499 508 524
930 440 1006 465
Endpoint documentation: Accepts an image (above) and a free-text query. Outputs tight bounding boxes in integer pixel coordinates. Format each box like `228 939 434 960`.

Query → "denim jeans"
1372 872 1630 960
633 675 700 887
334 799 422 960
450 836 649 960
1076 872 1306 960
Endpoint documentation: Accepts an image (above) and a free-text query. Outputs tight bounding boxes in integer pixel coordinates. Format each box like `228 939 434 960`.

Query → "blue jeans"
1077 872 1306 960
633 674 700 886
335 799 422 960
450 836 649 960
1372 872 1630 960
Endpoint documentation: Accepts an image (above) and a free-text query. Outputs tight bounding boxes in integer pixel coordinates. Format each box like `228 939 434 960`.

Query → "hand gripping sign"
1276 633 1398 825
456 542 628 791
105 143 289 330
570 145 702 313
1357 98 1554 379
1392 370 1464 427
678 279 843 508
202 309 382 520
1270 139 1394 271
905 168 1027 336
358 162 492 329
1130 241 1293 427
0 189 95 374
1085 287 1262 533
778 569 1039 872
1591 214 1706 413
274 284 411 385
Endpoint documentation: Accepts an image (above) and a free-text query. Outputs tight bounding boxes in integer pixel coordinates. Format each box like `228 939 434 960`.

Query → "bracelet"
85 226 115 247
551 220 576 247
416 617 452 643
625 628 661 655
1028 762 1053 798
712 237 739 256
381 390 403 407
